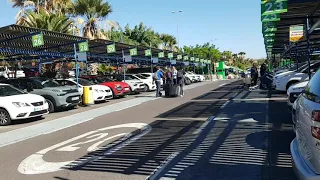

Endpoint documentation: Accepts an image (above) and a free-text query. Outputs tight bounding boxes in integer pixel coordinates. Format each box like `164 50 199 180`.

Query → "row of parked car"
271 62 320 179
0 71 205 126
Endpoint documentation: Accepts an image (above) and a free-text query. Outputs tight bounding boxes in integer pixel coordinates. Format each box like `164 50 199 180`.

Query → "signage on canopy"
78 41 89 52
32 33 44 47
145 49 152 56
107 44 116 53
290 25 304 42
130 48 138 56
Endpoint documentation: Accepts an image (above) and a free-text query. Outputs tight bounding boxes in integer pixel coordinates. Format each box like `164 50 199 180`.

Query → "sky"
0 0 265 59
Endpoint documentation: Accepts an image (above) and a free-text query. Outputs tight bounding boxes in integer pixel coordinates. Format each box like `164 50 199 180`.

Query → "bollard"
83 86 94 106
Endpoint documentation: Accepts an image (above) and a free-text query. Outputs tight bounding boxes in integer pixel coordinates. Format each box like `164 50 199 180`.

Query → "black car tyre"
0 108 11 126
46 99 55 113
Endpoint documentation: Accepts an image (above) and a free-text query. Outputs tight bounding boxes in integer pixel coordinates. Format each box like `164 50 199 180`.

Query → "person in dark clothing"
153 66 164 97
250 64 258 86
177 69 185 97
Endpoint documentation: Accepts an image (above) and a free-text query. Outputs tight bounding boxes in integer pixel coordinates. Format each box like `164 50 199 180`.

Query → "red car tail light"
312 111 320 122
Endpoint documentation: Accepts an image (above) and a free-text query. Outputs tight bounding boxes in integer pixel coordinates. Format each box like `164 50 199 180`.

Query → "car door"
296 69 320 174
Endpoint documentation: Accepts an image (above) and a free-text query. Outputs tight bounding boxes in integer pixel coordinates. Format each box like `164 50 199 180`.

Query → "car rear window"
304 69 320 103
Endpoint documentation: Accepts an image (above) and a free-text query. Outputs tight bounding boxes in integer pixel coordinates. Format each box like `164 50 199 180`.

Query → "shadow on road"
59 84 296 180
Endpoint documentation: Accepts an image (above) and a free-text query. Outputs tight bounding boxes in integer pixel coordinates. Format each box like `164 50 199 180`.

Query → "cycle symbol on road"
18 123 152 175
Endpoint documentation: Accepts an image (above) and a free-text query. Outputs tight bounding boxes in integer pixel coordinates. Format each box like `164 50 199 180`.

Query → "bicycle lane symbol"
18 123 152 175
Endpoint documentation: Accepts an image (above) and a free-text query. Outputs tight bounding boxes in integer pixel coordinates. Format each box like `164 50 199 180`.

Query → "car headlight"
12 102 30 107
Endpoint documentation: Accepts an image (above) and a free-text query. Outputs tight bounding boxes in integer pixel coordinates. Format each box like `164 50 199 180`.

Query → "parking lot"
0 80 298 180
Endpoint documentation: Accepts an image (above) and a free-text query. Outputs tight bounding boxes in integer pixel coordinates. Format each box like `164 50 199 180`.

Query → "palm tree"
160 34 177 51
19 8 73 33
70 0 112 39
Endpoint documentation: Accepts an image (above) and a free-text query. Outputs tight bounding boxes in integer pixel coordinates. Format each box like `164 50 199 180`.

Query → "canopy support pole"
306 16 312 79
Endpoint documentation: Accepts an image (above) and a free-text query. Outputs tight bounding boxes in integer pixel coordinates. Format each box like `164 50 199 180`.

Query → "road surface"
0 80 296 180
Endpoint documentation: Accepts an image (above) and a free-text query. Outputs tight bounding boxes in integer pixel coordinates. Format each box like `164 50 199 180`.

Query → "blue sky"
1 0 265 59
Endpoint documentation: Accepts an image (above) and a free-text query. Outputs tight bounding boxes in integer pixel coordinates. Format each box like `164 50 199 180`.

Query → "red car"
80 75 131 98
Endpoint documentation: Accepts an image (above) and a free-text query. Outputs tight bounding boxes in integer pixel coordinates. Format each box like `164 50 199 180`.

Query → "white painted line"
18 123 151 175
219 83 227 87
192 116 215 134
220 101 230 109
146 152 179 180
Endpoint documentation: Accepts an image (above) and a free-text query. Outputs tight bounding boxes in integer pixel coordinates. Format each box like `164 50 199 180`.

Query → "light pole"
172 10 183 49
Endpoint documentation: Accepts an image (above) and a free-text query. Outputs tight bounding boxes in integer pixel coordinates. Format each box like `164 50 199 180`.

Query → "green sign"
168 52 173 58
158 52 165 58
177 55 182 60
190 57 195 61
261 14 280 22
32 33 44 47
145 49 152 56
264 33 275 37
130 48 138 56
78 41 89 52
200 59 204 62
107 44 116 53
195 58 200 62
262 22 277 34
261 0 288 16
183 56 189 60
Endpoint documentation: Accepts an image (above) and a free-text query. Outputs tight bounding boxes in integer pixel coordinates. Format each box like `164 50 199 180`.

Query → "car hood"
102 81 130 88
2 93 44 103
43 86 77 91
92 84 110 90
288 81 309 93
275 71 295 79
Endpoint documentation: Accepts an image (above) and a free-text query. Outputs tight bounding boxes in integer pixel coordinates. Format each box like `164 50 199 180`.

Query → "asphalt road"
0 80 296 180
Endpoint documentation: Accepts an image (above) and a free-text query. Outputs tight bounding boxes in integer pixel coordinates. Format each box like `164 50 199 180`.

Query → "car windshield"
134 74 147 79
98 77 113 82
77 78 95 86
0 85 26 97
140 73 151 78
123 75 137 80
32 78 61 88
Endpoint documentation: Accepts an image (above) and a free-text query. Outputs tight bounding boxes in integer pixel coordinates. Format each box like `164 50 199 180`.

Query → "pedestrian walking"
250 63 258 86
172 66 178 84
153 66 164 97
177 68 185 97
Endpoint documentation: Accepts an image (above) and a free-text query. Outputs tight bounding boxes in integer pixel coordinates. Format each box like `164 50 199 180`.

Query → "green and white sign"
262 22 277 34
177 55 182 60
130 48 138 56
261 0 288 16
32 33 44 47
200 59 204 63
195 58 200 62
261 14 280 22
183 56 189 60
158 52 164 58
78 41 89 52
190 57 195 61
107 44 116 53
145 49 152 56
168 52 174 58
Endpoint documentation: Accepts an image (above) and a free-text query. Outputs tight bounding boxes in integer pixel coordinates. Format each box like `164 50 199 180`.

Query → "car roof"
0 83 8 86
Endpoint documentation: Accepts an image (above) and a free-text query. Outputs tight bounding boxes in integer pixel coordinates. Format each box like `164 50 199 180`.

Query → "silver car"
291 69 320 180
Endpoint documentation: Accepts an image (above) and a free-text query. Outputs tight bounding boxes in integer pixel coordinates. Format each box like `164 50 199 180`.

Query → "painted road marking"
18 123 152 175
146 152 179 180
220 101 230 109
219 83 227 87
0 81 218 149
192 116 215 134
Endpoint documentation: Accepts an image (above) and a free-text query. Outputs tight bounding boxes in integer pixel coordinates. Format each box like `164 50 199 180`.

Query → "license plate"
72 96 79 101
34 107 43 112
125 88 129 91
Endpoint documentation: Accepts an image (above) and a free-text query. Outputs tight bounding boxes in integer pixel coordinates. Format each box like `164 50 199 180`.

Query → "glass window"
140 73 151 78
304 69 320 103
77 78 95 86
135 74 147 79
123 75 137 80
0 85 25 97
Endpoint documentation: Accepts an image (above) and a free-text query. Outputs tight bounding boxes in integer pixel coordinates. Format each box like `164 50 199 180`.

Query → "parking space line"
192 116 215 134
146 152 179 180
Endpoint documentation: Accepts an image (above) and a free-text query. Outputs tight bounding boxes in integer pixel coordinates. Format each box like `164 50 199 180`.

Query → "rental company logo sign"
290 25 304 42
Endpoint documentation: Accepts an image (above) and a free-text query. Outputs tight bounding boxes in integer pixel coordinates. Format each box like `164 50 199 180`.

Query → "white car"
0 83 49 126
287 80 309 109
121 74 145 93
274 61 320 91
186 72 204 82
140 73 164 87
56 78 113 102
130 74 156 91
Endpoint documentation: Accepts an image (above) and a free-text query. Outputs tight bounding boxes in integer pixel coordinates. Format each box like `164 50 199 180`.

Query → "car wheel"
0 109 11 126
286 81 299 91
46 99 55 113
145 84 150 92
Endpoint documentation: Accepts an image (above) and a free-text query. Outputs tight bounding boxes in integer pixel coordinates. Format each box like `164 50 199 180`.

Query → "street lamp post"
172 10 183 49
